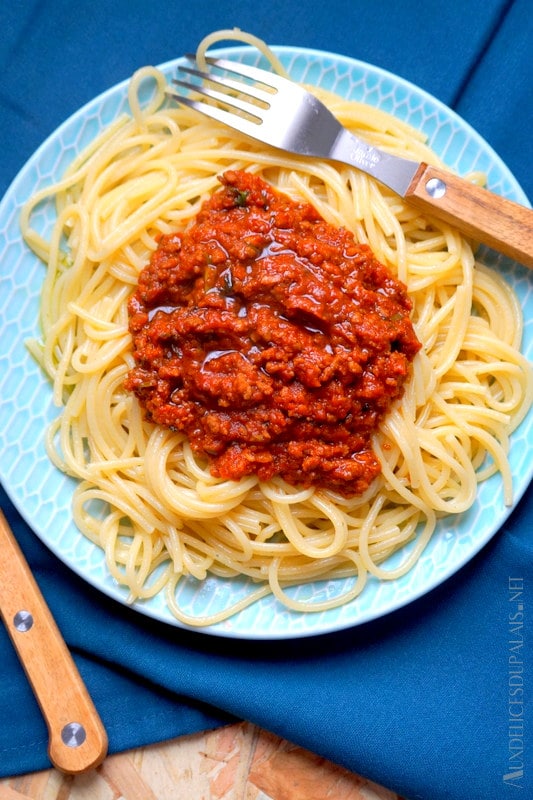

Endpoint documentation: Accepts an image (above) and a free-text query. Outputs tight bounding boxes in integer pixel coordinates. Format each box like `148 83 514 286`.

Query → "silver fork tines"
166 56 343 156
179 60 275 105
172 68 265 125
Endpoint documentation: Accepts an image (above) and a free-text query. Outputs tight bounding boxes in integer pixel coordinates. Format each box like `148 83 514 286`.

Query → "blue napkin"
1 2 531 798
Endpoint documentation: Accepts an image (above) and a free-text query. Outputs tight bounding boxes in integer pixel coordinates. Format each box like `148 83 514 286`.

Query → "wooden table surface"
0 722 404 800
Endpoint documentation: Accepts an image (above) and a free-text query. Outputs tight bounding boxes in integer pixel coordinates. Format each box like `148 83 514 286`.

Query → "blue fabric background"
0 2 531 798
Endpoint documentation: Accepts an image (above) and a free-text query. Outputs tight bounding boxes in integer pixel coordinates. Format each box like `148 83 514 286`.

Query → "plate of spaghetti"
0 31 531 638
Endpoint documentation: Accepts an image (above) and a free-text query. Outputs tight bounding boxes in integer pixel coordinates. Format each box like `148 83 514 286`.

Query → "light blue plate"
0 47 531 639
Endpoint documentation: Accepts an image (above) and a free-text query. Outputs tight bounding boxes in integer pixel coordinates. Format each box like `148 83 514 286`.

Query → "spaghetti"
22 32 532 626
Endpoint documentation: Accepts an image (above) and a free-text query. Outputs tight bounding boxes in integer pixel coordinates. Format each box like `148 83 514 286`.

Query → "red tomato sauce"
125 170 421 496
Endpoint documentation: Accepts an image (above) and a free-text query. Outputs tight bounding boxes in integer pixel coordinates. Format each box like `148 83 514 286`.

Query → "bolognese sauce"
125 170 421 496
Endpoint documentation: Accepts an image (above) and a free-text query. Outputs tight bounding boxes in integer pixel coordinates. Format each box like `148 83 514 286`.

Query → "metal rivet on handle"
13 610 34 632
61 722 87 748
425 177 447 198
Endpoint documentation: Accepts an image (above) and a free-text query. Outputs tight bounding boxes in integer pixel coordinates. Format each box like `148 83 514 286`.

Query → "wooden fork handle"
0 510 108 773
405 163 533 269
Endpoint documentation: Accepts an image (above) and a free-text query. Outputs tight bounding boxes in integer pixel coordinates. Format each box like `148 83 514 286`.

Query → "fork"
167 56 533 269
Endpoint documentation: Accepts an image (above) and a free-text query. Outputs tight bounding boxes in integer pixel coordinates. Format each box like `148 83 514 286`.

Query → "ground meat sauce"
125 170 421 496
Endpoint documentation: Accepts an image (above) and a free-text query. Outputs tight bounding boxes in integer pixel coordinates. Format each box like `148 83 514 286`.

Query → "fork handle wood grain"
0 510 108 774
405 163 533 269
